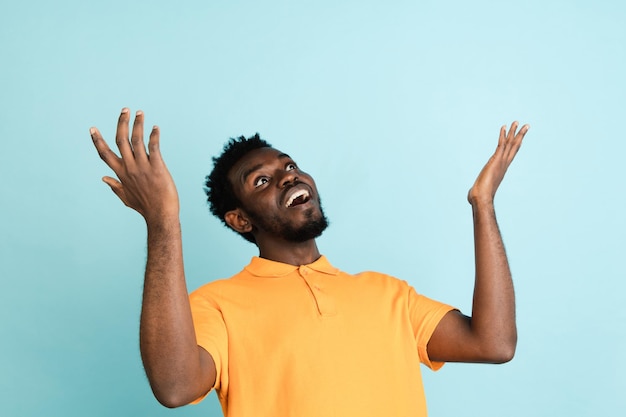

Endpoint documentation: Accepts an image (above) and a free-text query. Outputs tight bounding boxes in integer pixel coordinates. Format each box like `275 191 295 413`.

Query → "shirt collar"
244 255 339 278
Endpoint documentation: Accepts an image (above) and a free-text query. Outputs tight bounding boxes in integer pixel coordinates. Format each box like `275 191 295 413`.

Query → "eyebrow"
241 152 291 183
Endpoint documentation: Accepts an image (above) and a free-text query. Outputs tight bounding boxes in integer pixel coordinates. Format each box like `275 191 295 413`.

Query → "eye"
286 163 297 171
254 176 269 187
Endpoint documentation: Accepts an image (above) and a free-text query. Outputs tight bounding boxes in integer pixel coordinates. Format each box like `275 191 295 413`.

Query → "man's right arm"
90 108 215 407
141 215 216 407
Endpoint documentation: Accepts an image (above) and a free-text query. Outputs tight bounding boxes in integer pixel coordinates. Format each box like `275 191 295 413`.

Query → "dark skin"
224 148 325 265
90 108 529 407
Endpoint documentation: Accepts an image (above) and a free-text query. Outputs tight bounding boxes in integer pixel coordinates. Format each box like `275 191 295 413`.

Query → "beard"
245 200 329 243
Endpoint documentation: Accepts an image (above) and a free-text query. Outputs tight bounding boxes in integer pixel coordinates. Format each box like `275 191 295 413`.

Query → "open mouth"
286 189 311 208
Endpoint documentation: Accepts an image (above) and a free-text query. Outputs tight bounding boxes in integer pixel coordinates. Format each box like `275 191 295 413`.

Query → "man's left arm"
427 121 530 364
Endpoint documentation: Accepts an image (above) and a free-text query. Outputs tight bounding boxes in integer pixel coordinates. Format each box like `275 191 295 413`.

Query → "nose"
279 170 298 188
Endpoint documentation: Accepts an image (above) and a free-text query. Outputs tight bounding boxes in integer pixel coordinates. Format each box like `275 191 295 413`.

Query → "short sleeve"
407 288 456 371
188 287 229 403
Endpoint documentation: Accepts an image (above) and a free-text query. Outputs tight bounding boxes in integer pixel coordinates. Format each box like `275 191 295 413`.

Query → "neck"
256 238 321 266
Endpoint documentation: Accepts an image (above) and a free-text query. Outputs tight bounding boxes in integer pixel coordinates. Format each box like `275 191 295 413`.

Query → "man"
90 108 529 416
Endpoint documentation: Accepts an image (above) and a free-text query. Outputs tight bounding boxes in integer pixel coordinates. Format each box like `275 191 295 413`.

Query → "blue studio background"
1 1 624 416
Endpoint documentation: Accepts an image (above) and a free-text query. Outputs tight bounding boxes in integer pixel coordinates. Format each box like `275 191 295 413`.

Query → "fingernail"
136 110 143 116
121 108 129 114
89 127 96 136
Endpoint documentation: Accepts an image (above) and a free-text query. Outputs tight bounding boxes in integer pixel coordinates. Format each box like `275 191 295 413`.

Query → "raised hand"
90 108 179 223
91 109 215 405
468 121 530 206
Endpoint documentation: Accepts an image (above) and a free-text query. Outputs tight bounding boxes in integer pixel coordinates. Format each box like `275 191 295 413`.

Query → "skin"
90 109 529 407
428 122 528 363
90 109 214 407
224 147 327 265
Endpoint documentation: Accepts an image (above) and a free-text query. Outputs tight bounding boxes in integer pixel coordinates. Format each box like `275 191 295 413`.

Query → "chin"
284 213 329 243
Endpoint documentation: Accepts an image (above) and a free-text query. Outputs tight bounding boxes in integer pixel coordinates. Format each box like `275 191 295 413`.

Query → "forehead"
228 147 290 185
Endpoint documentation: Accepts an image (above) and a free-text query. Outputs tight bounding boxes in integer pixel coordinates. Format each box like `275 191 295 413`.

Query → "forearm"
470 200 517 361
140 216 213 406
427 122 526 363
90 110 215 405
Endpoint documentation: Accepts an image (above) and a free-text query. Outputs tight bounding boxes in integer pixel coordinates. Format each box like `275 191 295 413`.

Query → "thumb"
103 176 129 205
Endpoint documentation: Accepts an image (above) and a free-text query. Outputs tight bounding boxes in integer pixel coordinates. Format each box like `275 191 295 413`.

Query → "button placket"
298 266 336 317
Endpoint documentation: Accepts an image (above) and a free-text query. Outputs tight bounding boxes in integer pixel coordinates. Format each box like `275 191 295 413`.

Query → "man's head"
205 134 328 245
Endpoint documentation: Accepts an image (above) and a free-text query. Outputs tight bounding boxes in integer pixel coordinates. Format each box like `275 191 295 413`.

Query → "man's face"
228 147 328 243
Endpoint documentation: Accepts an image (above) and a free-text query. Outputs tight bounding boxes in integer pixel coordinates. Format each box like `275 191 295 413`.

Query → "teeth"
286 189 310 207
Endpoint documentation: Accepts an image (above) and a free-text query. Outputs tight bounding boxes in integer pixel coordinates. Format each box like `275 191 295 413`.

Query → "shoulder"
351 270 407 284
341 270 414 295
189 268 252 300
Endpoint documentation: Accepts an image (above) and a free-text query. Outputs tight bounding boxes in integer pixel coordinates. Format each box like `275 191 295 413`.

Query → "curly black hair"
205 133 271 243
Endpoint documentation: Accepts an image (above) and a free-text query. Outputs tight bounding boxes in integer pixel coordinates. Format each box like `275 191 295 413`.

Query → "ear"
224 209 253 234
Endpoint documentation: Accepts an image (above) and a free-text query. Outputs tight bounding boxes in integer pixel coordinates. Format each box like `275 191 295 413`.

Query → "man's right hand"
90 108 179 224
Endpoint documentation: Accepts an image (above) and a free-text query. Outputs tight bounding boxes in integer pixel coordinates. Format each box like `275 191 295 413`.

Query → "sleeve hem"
418 306 457 371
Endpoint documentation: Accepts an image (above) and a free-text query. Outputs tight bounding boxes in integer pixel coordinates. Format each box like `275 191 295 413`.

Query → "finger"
497 124 507 147
90 127 122 172
511 123 530 153
102 176 122 189
147 125 163 163
517 123 530 138
131 110 149 164
511 123 529 144
505 123 529 163
103 176 130 207
115 108 136 164
506 121 519 142
491 125 507 161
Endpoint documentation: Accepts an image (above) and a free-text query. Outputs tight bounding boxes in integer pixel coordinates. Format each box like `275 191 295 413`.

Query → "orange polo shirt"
189 256 454 417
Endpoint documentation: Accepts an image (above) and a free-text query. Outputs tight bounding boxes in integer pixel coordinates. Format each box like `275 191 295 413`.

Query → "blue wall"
1 1 624 415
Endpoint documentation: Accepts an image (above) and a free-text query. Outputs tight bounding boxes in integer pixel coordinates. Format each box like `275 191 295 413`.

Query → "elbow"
150 382 198 409
490 345 516 364
142 354 214 408
484 336 517 364
153 390 192 409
